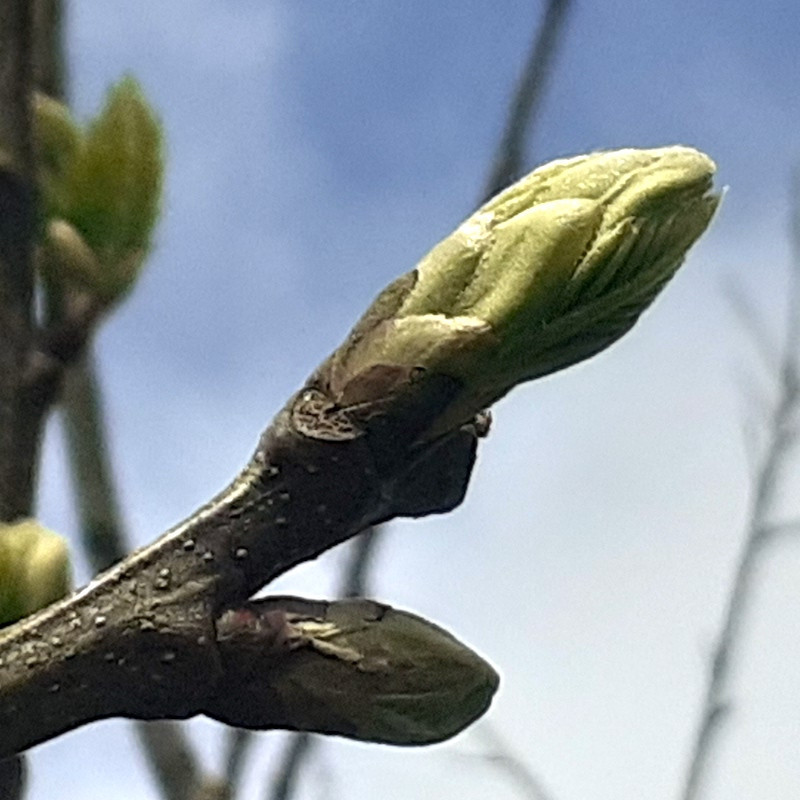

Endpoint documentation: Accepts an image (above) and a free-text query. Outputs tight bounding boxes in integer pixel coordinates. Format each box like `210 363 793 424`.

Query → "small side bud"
0 520 72 626
208 597 499 745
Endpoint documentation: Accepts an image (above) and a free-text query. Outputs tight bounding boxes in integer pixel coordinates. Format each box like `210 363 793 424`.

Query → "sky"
22 1 800 799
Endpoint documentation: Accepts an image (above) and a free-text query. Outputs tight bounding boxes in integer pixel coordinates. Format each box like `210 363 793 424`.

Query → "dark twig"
271 735 315 800
472 724 558 800
0 4 38 797
27 1 207 791
340 528 381 598
0 0 37 523
482 0 573 202
133 720 204 800
679 173 800 799
61 355 130 573
222 728 254 798
265 3 575 797
31 0 65 98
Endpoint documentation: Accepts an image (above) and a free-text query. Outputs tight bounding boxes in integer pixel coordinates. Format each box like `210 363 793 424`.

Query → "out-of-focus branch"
31 0 65 98
0 0 36 523
265 3 575 797
61 356 130 572
340 527 381 598
61 354 207 800
471 724 557 800
266 528 384 800
270 735 315 800
222 729 254 799
32 6 204 797
679 173 800 799
482 0 573 202
0 5 37 798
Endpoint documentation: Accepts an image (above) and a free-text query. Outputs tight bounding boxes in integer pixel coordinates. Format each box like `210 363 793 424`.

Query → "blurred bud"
32 93 82 218
327 146 719 438
39 219 104 291
210 598 499 745
32 77 163 303
0 519 72 626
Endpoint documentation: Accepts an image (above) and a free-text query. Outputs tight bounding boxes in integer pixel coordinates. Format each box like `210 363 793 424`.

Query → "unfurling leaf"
0 520 72 626
33 77 164 303
207 597 499 745
326 146 720 439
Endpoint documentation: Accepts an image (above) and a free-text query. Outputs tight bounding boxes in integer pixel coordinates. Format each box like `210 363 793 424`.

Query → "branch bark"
0 1 37 523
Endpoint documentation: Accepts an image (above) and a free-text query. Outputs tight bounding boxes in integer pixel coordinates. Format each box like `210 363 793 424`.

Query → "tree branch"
472 724 558 800
679 172 800 799
0 0 37 523
0 5 40 797
222 728 254 799
482 0 573 202
0 372 484 756
270 734 314 800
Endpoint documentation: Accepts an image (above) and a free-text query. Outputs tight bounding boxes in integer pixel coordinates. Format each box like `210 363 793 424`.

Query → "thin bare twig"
0 0 37 523
222 728 254 798
679 174 800 799
271 735 316 800
265 3 574 798
482 0 573 202
38 8 205 793
723 280 782 377
61 354 207 800
471 724 558 800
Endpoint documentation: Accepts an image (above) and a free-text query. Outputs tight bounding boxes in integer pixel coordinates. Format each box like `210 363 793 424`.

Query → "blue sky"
26 2 800 799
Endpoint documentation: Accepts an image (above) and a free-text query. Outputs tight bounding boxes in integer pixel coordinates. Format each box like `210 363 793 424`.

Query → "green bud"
40 219 105 291
329 146 719 437
0 519 72 626
211 598 499 745
32 93 82 219
32 77 164 302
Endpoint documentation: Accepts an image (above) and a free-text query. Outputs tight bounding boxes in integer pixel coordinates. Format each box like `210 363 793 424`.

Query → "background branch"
0 0 36 523
472 724 558 800
0 4 38 798
679 172 800 798
482 0 572 203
